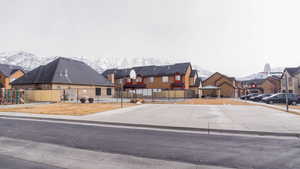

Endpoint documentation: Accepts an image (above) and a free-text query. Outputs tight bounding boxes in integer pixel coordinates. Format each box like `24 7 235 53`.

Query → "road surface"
0 117 299 169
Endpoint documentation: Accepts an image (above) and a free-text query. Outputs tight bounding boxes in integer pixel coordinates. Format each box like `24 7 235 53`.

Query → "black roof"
242 79 266 85
190 77 202 87
284 67 300 77
0 64 24 77
12 57 113 86
103 62 191 79
190 70 198 77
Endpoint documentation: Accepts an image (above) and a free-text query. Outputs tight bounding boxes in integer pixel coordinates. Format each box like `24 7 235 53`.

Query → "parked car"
297 95 300 103
241 93 259 100
249 94 272 102
262 93 298 105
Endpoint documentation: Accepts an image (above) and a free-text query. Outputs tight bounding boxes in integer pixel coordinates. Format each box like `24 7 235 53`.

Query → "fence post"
151 89 154 102
76 88 79 103
121 88 123 108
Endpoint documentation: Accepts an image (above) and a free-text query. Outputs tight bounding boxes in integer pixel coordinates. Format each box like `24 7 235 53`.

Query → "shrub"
80 98 86 103
88 98 94 103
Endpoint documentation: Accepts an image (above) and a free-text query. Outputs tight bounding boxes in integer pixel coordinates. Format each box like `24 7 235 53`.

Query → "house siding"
0 70 24 89
203 72 238 98
12 83 114 99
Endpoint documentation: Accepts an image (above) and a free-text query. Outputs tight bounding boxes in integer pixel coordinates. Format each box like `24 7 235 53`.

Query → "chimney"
108 73 115 84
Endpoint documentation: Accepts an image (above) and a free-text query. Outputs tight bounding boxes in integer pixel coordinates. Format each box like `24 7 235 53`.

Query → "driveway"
83 104 300 133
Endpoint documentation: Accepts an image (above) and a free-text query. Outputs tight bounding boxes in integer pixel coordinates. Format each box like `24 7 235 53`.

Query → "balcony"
123 82 146 89
171 82 184 88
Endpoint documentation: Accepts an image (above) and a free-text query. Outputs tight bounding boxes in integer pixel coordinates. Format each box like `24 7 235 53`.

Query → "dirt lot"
0 103 135 116
175 98 253 105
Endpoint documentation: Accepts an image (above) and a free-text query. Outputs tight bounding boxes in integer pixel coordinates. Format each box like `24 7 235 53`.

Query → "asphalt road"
0 118 300 169
0 154 63 169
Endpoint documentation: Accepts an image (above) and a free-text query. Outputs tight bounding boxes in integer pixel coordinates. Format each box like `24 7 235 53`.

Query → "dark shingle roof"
0 64 24 77
242 79 266 85
12 57 113 86
190 77 202 87
284 67 300 76
103 63 191 79
190 70 198 77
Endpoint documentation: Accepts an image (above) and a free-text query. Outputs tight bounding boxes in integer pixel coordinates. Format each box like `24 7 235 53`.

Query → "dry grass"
175 98 254 105
0 103 135 116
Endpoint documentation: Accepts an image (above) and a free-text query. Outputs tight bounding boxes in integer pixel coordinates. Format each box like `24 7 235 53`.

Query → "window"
96 88 101 96
175 75 181 81
149 77 154 83
162 76 169 83
118 79 123 84
106 88 112 96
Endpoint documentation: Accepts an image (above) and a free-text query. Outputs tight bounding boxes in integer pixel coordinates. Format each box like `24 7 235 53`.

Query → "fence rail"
0 89 24 105
0 88 198 105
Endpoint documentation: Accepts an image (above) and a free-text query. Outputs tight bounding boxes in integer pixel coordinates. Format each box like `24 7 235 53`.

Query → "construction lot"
81 103 300 134
1 99 300 134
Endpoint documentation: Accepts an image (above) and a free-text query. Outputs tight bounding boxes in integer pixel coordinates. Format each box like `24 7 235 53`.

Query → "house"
281 66 300 94
241 76 281 94
102 62 193 90
0 64 25 89
202 72 240 98
189 70 203 97
11 57 114 99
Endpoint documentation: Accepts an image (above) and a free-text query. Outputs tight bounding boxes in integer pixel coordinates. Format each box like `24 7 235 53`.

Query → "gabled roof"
283 66 300 77
0 64 24 77
203 72 236 83
190 77 202 87
190 70 198 77
12 57 113 86
103 62 191 79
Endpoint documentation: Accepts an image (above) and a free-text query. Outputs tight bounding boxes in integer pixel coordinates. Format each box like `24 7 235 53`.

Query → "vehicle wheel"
268 101 273 104
292 101 297 105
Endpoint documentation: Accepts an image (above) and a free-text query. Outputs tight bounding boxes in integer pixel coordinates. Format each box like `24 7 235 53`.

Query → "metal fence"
0 89 24 105
114 88 197 103
0 88 198 104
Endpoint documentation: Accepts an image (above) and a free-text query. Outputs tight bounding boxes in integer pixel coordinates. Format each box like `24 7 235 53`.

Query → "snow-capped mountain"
0 51 212 76
237 67 284 81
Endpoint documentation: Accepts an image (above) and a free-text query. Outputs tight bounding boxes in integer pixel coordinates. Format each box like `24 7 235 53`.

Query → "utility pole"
285 74 289 112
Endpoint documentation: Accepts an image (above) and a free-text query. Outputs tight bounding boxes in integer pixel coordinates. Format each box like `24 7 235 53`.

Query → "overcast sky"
1 0 300 77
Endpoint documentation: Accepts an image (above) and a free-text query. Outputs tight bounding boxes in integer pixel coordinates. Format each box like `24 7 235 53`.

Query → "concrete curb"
0 114 300 138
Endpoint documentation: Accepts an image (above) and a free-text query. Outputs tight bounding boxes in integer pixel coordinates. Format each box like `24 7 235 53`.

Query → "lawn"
0 103 135 116
176 98 254 105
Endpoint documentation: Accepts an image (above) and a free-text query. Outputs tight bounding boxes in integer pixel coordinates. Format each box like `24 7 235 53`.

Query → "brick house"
102 63 193 90
241 76 281 94
189 70 203 97
11 57 114 99
202 72 240 98
0 64 25 89
281 66 300 94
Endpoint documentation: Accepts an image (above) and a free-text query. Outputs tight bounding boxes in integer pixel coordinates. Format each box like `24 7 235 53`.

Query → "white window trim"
162 76 169 83
149 77 154 83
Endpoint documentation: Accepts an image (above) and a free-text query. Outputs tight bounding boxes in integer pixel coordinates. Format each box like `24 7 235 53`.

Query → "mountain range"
0 51 213 77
